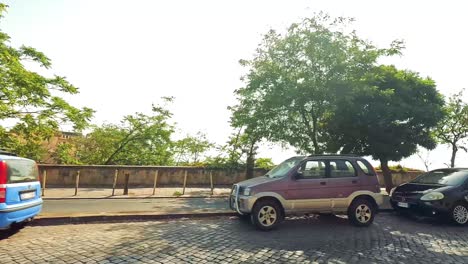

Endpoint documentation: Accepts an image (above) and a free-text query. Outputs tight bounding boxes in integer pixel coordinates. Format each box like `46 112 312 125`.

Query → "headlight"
243 187 251 196
420 192 444 201
389 187 396 197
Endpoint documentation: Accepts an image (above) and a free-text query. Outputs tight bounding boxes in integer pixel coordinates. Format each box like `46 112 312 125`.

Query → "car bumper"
390 198 450 217
230 194 257 214
229 185 257 214
0 200 43 229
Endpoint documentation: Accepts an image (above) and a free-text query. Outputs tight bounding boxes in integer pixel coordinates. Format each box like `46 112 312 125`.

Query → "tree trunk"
246 152 255 179
450 144 458 168
379 158 393 194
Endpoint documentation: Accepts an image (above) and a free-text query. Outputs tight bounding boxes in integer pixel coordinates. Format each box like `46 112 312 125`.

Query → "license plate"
20 191 36 200
397 202 409 208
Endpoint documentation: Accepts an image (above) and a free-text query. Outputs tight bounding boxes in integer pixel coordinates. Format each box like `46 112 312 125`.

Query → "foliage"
51 142 81 165
254 158 275 170
327 65 445 191
0 4 93 161
173 191 183 197
374 164 421 173
231 13 403 155
173 132 214 165
434 90 468 167
77 100 174 165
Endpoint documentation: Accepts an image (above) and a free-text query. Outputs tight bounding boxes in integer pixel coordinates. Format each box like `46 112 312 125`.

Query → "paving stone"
0 214 467 263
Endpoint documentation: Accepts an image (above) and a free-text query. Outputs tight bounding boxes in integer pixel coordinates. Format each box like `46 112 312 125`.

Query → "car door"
286 160 331 211
327 159 360 210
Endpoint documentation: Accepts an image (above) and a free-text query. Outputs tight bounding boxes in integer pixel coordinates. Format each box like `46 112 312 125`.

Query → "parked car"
229 155 383 230
390 168 468 225
0 151 43 230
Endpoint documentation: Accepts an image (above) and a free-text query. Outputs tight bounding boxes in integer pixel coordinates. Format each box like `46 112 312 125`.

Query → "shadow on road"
100 213 468 263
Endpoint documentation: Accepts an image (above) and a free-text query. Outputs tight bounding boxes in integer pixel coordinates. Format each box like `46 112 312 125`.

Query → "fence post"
74 170 80 196
152 170 159 195
210 171 214 195
123 172 130 195
182 170 187 195
41 170 47 197
112 169 118 196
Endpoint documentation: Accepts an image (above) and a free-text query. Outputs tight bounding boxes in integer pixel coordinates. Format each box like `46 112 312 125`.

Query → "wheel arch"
349 194 378 209
253 196 285 216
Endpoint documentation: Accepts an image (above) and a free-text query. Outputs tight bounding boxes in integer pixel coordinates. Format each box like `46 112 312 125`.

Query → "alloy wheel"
258 206 277 227
355 204 372 224
453 205 468 224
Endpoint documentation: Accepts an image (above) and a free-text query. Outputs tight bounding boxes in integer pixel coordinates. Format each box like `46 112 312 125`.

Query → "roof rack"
0 150 17 156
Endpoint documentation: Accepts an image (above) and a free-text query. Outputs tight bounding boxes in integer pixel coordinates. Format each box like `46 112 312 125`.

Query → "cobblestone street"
0 213 467 263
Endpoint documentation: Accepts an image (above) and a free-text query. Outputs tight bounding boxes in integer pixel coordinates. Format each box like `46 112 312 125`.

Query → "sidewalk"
42 187 231 199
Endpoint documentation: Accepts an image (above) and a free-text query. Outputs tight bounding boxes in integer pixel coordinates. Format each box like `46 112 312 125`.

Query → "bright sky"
2 0 468 169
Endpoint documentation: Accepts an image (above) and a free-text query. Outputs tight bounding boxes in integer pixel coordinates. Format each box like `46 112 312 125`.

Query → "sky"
1 0 468 169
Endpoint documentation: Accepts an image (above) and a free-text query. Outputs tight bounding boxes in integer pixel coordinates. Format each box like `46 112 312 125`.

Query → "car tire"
251 199 282 231
451 202 468 226
348 198 376 227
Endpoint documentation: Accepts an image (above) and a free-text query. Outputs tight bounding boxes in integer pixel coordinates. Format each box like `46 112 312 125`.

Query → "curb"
33 212 238 226
33 209 394 226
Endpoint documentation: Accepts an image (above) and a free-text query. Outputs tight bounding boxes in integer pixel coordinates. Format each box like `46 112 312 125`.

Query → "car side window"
356 160 374 176
298 160 326 179
330 160 356 178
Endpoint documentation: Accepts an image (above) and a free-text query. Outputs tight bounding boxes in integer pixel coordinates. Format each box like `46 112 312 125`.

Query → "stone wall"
376 171 423 187
38 164 423 188
38 165 268 188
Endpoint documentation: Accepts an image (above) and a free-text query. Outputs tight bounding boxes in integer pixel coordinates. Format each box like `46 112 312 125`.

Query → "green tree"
232 13 402 155
255 157 275 170
173 132 214 165
0 4 93 160
77 101 174 165
327 65 445 192
434 90 468 168
51 142 81 165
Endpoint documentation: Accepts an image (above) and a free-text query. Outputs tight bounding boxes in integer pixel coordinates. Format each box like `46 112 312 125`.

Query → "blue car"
0 151 43 229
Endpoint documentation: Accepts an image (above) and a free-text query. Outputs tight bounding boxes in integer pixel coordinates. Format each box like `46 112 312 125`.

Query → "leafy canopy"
76 100 174 165
0 3 93 160
231 13 402 154
434 90 468 167
328 65 445 162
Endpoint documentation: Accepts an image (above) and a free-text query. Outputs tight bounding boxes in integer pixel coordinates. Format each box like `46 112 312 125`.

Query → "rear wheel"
451 202 468 225
348 198 376 227
251 199 283 231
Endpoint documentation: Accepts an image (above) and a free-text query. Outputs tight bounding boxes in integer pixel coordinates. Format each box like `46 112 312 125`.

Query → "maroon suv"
230 155 383 230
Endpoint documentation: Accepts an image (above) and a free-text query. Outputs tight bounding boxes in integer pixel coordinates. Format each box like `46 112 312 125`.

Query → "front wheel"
251 199 283 231
348 198 376 227
451 202 468 226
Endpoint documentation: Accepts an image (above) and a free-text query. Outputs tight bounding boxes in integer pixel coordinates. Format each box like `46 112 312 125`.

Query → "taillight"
0 161 7 203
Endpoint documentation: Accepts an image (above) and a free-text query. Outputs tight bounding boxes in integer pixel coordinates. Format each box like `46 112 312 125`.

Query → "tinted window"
411 170 468 186
298 160 326 179
6 159 39 183
330 160 356 178
356 160 374 175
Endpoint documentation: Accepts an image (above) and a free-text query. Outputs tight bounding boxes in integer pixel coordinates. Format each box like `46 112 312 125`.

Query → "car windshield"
411 170 468 186
266 157 303 178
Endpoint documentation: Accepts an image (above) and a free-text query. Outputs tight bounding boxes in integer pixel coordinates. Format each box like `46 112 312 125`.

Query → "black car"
390 168 468 225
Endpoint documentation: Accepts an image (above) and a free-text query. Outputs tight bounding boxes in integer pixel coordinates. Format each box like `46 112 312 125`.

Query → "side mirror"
295 170 304 180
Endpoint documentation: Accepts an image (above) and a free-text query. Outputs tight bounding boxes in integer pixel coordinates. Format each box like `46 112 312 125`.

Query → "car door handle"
320 182 326 185
352 180 358 184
